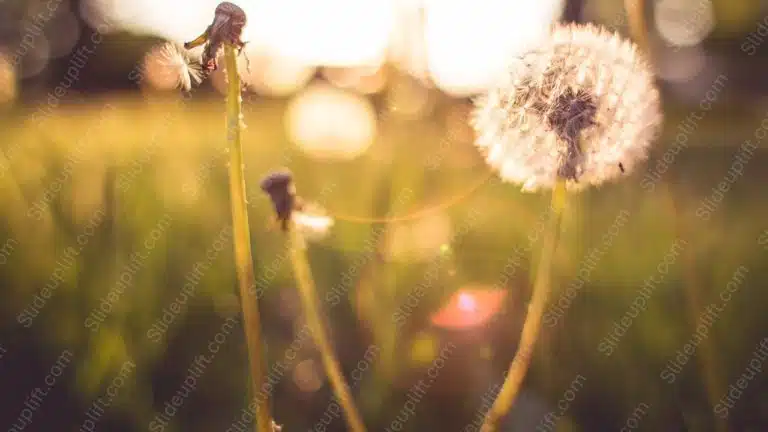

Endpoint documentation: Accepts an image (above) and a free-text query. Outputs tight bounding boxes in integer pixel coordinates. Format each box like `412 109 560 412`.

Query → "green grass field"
1 93 767 431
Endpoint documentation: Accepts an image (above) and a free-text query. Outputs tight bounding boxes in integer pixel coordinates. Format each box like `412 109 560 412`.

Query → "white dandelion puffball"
145 43 205 91
472 23 662 192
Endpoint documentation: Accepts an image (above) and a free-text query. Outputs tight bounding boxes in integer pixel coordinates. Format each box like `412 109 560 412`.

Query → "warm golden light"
247 0 394 67
0 53 17 106
385 212 451 262
285 84 376 160
423 0 564 96
322 66 388 95
242 48 316 97
386 76 433 119
80 0 142 35
82 0 569 93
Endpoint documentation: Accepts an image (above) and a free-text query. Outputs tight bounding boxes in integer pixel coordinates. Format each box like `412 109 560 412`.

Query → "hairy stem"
481 181 567 432
224 44 273 432
288 230 367 432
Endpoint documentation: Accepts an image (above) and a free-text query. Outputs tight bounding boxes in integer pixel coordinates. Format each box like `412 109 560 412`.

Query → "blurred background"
1 0 768 431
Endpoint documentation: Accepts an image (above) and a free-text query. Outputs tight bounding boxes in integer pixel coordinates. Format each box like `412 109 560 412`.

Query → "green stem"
481 181 567 432
223 44 273 432
288 230 367 432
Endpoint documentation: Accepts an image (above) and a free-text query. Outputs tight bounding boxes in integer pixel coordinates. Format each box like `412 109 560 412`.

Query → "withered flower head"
260 169 334 238
184 1 247 72
472 23 662 192
260 169 297 232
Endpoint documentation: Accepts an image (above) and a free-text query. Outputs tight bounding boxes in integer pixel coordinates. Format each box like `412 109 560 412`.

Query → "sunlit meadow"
1 1 768 431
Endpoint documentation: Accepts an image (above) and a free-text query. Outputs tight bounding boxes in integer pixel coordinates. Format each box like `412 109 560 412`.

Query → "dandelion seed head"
150 42 205 91
472 23 662 192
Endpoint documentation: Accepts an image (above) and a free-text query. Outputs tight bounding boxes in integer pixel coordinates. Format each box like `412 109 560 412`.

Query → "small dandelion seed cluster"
153 43 206 91
472 23 662 192
151 2 248 91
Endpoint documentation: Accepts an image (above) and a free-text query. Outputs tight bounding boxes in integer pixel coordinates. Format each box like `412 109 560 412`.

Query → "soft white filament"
472 23 662 191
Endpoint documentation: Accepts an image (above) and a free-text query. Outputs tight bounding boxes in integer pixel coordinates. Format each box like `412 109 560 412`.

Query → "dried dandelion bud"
206 2 247 71
260 169 299 232
259 170 334 238
211 2 247 46
472 23 662 192
185 2 247 72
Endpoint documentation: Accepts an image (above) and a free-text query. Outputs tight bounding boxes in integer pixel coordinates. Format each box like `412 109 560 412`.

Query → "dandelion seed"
472 23 662 192
150 42 205 91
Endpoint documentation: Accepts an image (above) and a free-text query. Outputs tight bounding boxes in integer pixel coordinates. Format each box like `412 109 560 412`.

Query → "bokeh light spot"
293 359 323 393
431 286 507 330
424 0 564 96
242 48 316 97
285 84 376 161
385 212 451 262
654 0 715 48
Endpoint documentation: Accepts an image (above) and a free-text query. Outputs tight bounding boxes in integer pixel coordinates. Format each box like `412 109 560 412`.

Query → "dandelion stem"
223 44 273 432
288 229 367 432
480 181 567 432
624 0 649 53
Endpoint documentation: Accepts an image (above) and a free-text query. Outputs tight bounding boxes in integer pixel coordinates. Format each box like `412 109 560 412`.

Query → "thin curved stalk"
288 230 367 432
624 0 649 53
480 181 567 432
223 44 273 432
